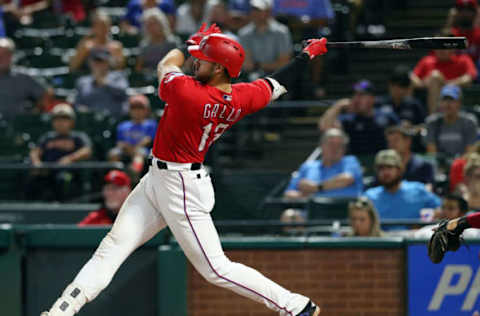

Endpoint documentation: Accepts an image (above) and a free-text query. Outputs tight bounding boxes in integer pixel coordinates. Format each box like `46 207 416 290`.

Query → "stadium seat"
12 113 51 145
308 197 356 220
16 51 65 68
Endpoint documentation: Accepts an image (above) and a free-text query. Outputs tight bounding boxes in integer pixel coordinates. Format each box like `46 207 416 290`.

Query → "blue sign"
408 244 480 316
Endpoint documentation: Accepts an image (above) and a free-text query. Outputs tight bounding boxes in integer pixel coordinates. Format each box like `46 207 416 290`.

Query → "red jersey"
413 53 477 80
78 208 115 226
153 72 272 163
452 26 480 62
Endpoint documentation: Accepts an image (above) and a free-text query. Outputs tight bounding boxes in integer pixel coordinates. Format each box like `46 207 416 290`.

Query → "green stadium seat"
17 52 66 69
308 197 356 220
12 113 51 145
116 34 141 49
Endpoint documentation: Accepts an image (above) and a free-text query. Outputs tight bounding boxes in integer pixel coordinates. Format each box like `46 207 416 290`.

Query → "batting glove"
186 23 222 46
303 38 328 59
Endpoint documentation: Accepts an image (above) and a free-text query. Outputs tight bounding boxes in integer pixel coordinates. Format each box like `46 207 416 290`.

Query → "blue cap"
229 0 250 15
440 84 462 100
353 79 375 94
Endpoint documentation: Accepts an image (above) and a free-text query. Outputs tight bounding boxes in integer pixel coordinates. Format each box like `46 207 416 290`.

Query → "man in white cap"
238 0 293 78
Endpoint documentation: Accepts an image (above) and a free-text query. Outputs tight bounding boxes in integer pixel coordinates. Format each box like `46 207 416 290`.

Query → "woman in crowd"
347 196 383 237
135 8 179 73
70 10 126 72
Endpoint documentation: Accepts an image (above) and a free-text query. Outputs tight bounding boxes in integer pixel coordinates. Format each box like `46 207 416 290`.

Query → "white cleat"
40 312 49 316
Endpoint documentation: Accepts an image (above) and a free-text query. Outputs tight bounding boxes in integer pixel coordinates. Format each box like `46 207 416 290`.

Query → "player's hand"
303 38 328 59
186 23 222 46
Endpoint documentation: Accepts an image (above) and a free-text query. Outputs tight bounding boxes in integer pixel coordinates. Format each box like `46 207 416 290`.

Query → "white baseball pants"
61 161 309 316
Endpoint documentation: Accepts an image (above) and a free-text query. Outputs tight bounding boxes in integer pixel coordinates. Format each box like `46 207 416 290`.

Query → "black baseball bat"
326 37 468 50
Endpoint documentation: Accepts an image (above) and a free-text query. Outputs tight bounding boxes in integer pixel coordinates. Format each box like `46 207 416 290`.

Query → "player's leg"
152 169 318 316
42 173 167 316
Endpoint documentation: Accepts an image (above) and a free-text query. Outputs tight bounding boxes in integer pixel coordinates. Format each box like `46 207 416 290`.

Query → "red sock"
466 212 480 228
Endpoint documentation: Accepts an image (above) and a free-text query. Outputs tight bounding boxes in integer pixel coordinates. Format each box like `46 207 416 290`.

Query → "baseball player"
428 211 480 263
41 24 327 316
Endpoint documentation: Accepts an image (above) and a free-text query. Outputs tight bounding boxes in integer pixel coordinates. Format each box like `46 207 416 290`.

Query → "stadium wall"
6 226 477 316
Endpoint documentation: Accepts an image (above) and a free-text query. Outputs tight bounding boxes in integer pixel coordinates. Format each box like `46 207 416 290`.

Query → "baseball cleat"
297 301 320 316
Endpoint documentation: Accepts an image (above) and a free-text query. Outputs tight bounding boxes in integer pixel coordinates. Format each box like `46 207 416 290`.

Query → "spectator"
319 79 399 155
365 149 441 220
74 48 129 118
346 196 383 237
385 125 435 189
79 170 132 226
461 156 480 211
449 150 480 193
121 0 176 34
135 8 179 73
69 10 126 72
56 0 87 23
413 194 474 238
0 37 47 119
283 128 363 199
271 0 333 98
226 0 250 33
377 65 426 127
447 0 480 66
279 208 307 235
108 94 156 175
425 84 478 159
175 0 220 36
238 0 293 79
27 104 92 201
410 32 477 114
2 0 49 27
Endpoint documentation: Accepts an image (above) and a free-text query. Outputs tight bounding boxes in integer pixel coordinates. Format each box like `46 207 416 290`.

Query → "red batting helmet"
188 34 245 78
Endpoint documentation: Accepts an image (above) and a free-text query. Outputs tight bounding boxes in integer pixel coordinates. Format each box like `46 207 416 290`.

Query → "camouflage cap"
374 149 402 168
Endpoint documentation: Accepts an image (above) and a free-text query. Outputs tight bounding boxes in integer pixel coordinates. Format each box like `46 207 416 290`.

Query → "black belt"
147 158 202 170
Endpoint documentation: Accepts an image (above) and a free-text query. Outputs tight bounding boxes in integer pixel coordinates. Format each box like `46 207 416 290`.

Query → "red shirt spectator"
78 170 132 226
452 26 480 62
413 53 477 81
78 208 116 226
449 157 467 192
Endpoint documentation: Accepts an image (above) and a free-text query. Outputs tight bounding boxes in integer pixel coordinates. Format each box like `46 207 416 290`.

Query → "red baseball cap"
104 170 131 187
456 0 478 9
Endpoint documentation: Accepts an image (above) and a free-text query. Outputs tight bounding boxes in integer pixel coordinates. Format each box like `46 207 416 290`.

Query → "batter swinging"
41 25 327 316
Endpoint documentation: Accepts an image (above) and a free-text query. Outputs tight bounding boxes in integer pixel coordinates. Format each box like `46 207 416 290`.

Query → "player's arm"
263 38 328 101
157 49 185 83
157 23 222 83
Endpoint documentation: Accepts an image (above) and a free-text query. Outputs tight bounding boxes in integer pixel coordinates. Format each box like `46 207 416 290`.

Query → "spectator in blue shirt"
121 0 176 34
284 128 363 199
108 94 157 175
365 149 441 220
319 79 399 155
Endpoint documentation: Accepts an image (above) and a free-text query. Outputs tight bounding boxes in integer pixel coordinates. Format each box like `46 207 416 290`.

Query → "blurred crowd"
2 0 480 236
